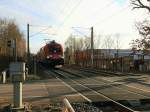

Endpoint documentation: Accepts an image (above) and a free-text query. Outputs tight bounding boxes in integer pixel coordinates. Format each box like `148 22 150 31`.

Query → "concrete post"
91 27 94 68
9 62 25 111
13 82 23 108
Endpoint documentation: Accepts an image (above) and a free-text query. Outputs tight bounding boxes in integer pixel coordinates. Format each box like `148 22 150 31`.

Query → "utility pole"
27 24 30 65
10 39 17 62
116 34 120 71
34 55 37 75
91 27 94 68
73 36 76 64
15 38 17 62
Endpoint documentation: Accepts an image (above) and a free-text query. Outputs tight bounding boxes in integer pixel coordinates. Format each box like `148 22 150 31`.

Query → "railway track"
47 69 138 112
78 67 149 77
63 68 150 98
76 68 150 96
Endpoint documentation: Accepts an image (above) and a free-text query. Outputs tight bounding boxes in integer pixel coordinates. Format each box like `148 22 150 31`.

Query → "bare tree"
103 35 114 50
131 0 150 53
7 21 26 57
130 20 150 53
131 0 150 12
65 34 92 65
83 37 90 50
0 18 26 58
94 34 101 49
114 34 122 50
0 18 26 71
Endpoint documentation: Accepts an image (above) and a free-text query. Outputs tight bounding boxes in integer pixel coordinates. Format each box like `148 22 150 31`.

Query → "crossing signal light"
7 40 12 47
7 40 15 48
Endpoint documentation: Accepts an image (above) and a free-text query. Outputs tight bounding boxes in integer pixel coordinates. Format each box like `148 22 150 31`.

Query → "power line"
59 0 82 27
84 0 116 22
72 27 89 38
72 28 101 42
28 1 129 38
59 0 74 15
72 26 90 30
93 5 130 26
25 1 78 38
69 0 115 37
73 5 130 40
47 0 75 23
29 25 52 37
29 0 82 38
29 25 53 27
55 0 82 37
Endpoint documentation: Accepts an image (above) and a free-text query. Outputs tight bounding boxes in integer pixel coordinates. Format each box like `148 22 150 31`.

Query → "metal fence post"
2 70 6 84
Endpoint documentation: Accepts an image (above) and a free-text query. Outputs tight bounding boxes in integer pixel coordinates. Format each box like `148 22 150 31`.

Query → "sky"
0 0 149 53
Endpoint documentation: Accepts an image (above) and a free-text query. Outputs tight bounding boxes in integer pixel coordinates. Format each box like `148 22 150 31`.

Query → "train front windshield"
49 45 61 53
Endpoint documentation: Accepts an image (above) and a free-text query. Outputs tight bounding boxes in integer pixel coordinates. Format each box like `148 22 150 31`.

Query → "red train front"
37 40 64 67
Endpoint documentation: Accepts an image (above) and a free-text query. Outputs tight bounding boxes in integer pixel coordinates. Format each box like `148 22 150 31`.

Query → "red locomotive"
37 40 64 67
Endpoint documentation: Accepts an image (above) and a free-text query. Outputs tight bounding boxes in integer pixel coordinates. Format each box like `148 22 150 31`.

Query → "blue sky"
0 0 147 53
115 0 126 5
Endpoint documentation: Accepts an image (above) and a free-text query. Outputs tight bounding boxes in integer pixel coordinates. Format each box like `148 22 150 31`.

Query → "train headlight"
47 55 53 59
46 56 50 59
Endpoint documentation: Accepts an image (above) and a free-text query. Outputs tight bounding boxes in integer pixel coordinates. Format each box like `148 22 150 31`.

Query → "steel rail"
80 68 148 77
63 98 75 112
52 70 136 112
77 68 150 96
65 68 150 99
45 70 92 103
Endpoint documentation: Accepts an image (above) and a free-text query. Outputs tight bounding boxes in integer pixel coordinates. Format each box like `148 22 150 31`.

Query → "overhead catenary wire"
93 5 130 27
71 5 130 42
28 1 129 39
56 0 83 36
72 27 90 38
60 0 116 28
28 0 82 38
59 0 75 15
58 0 82 27
55 0 116 39
71 2 130 38
29 25 53 28
83 0 117 23
29 25 52 37
46 0 75 24
59 0 119 31
72 26 90 30
25 1 75 38
19 1 75 29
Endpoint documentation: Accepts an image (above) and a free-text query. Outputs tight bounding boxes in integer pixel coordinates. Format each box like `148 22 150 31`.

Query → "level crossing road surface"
0 78 88 108
0 69 150 109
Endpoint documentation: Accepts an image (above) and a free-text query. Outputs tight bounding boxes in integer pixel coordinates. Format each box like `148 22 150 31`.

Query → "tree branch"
131 0 150 12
